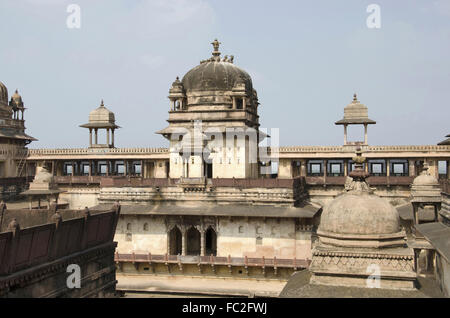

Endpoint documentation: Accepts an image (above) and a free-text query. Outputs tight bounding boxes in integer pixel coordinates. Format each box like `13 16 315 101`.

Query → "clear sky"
0 0 449 148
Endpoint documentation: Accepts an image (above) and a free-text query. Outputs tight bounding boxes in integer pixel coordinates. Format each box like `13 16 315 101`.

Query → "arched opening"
205 227 217 256
186 226 201 256
169 227 182 255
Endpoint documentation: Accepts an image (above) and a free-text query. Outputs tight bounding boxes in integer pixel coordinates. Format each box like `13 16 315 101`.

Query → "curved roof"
182 61 253 93
80 100 120 129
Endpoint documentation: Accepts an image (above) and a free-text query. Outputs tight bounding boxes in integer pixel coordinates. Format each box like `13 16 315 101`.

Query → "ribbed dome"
89 100 115 124
0 81 8 104
320 192 400 235
182 61 253 93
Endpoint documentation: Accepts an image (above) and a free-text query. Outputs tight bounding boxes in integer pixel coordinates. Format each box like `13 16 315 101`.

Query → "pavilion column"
71 162 75 177
323 160 327 180
89 160 92 177
344 159 348 176
232 97 236 109
106 160 110 176
112 129 115 148
200 229 206 256
94 129 98 145
344 125 348 145
386 159 390 177
364 124 368 145
242 97 246 110
300 160 306 177
181 229 186 256
409 160 416 177
106 129 110 146
447 160 450 179
89 129 92 147
412 204 419 225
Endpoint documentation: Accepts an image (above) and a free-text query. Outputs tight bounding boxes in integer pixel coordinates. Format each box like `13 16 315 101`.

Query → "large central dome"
181 39 253 94
182 61 253 93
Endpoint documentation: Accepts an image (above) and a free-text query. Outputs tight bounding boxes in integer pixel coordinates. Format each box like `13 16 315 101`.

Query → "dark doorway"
186 227 201 255
205 227 217 256
169 227 182 255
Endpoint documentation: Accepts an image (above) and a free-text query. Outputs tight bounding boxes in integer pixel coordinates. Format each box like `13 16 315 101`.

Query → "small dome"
34 167 54 183
320 192 400 235
317 150 405 248
0 81 8 104
412 164 439 186
89 100 116 124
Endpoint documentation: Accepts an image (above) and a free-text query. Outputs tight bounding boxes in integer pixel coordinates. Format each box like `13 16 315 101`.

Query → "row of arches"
169 226 217 256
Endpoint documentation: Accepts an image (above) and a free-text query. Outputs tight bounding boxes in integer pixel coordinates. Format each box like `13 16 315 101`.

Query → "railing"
114 253 310 270
305 176 415 186
28 147 169 156
0 206 120 276
276 144 450 153
54 175 103 184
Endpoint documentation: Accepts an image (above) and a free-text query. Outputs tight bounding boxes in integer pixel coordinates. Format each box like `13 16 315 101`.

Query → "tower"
157 40 264 179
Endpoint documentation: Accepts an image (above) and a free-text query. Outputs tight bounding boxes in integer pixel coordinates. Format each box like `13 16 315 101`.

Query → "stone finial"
348 148 371 190
211 39 221 61
352 93 358 103
0 200 6 212
100 99 105 107
83 207 90 218
7 218 20 234
51 211 62 227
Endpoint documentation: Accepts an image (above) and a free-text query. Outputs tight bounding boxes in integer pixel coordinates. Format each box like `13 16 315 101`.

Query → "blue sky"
0 0 449 148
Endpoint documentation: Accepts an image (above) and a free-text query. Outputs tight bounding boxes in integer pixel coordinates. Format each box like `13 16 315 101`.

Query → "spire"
211 38 221 61
344 147 371 192
100 99 105 107
352 93 358 103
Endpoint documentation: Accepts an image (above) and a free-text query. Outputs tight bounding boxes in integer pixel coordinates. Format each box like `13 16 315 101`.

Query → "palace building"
1 40 449 296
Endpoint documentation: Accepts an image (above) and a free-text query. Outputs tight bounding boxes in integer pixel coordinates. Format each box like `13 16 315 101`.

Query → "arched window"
186 227 201 256
205 227 217 256
169 227 182 255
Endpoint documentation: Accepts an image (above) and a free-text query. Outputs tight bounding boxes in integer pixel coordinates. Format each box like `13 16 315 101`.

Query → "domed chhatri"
318 149 406 248
80 100 120 148
168 39 256 109
310 149 416 290
88 100 117 125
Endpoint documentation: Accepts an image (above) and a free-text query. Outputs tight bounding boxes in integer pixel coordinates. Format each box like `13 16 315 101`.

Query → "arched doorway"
205 227 217 256
186 227 201 255
169 226 182 255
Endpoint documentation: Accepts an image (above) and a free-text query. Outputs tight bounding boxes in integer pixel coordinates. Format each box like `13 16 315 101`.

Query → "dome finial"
100 99 104 107
211 38 221 61
353 93 358 102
